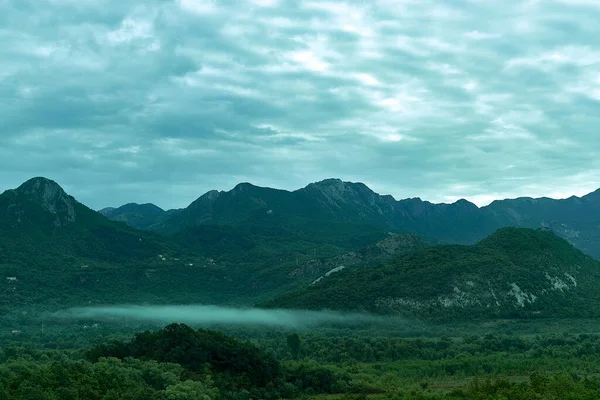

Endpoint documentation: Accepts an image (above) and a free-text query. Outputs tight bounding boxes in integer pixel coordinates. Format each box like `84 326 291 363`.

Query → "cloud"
1 0 600 209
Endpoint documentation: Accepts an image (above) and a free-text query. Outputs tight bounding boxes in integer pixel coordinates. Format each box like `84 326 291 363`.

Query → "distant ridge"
100 178 600 259
99 203 166 230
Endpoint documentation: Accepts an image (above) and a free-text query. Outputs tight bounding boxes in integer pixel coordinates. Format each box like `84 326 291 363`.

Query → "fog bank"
53 305 384 329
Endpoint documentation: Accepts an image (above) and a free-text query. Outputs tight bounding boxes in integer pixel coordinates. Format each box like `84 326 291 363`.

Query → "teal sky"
2 0 600 210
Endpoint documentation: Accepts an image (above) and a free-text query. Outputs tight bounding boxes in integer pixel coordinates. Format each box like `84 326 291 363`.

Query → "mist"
52 305 386 329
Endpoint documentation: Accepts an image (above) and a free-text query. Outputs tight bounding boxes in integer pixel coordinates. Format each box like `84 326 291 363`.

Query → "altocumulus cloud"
1 0 600 209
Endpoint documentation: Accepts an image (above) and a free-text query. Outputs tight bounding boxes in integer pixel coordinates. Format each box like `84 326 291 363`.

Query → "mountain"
0 178 396 312
99 203 167 230
0 177 182 261
0 178 206 310
4 177 600 323
102 178 600 259
264 228 600 320
0 177 80 230
485 190 600 257
145 179 490 242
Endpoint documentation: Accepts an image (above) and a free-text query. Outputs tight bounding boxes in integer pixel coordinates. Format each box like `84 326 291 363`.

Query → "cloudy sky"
2 0 600 210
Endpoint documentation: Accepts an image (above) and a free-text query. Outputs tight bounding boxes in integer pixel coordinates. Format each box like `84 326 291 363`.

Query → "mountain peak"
17 177 64 193
313 178 344 186
14 177 77 226
305 178 367 203
307 178 371 195
232 182 256 193
454 198 479 210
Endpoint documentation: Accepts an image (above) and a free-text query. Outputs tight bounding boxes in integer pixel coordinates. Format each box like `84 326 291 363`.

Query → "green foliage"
164 379 219 400
0 356 199 399
266 228 600 320
86 323 282 389
287 333 302 360
0 177 398 312
5 322 600 399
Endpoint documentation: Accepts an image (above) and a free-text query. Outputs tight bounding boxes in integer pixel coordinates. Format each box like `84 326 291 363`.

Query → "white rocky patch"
375 297 426 308
310 266 346 286
325 266 345 277
508 283 537 307
437 287 481 308
489 287 501 307
545 273 570 291
310 276 324 285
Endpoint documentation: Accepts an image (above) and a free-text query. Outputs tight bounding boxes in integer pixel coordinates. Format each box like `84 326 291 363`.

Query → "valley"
3 177 600 399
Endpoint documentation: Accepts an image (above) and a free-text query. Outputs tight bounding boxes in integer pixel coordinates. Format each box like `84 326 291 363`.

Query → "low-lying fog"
53 305 386 329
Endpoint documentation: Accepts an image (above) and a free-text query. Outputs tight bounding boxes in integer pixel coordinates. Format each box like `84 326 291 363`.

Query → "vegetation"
266 228 600 320
3 178 600 324
0 178 395 312
99 203 167 230
86 324 282 389
4 322 600 399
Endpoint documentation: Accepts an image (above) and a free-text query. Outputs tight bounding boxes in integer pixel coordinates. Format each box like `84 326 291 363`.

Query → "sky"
2 0 600 210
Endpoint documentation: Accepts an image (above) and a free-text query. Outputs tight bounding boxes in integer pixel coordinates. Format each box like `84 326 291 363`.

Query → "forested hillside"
266 228 600 320
0 178 397 311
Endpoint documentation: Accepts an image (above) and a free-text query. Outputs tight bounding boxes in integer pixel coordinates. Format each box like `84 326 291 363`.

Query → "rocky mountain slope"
485 190 600 257
265 228 600 320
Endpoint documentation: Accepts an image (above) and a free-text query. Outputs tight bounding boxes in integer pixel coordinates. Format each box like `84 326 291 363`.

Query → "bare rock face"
15 177 77 226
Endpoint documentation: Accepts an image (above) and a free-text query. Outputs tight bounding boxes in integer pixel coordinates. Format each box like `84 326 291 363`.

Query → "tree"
287 333 302 360
164 379 218 400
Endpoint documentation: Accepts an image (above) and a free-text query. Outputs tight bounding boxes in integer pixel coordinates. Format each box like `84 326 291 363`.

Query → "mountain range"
3 176 600 320
101 178 600 259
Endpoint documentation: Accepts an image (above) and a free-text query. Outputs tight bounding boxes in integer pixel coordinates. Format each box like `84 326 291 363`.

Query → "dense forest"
3 321 600 399
266 228 600 319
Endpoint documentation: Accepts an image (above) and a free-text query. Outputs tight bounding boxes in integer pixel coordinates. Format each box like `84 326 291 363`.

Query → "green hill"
0 178 208 309
264 228 600 320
